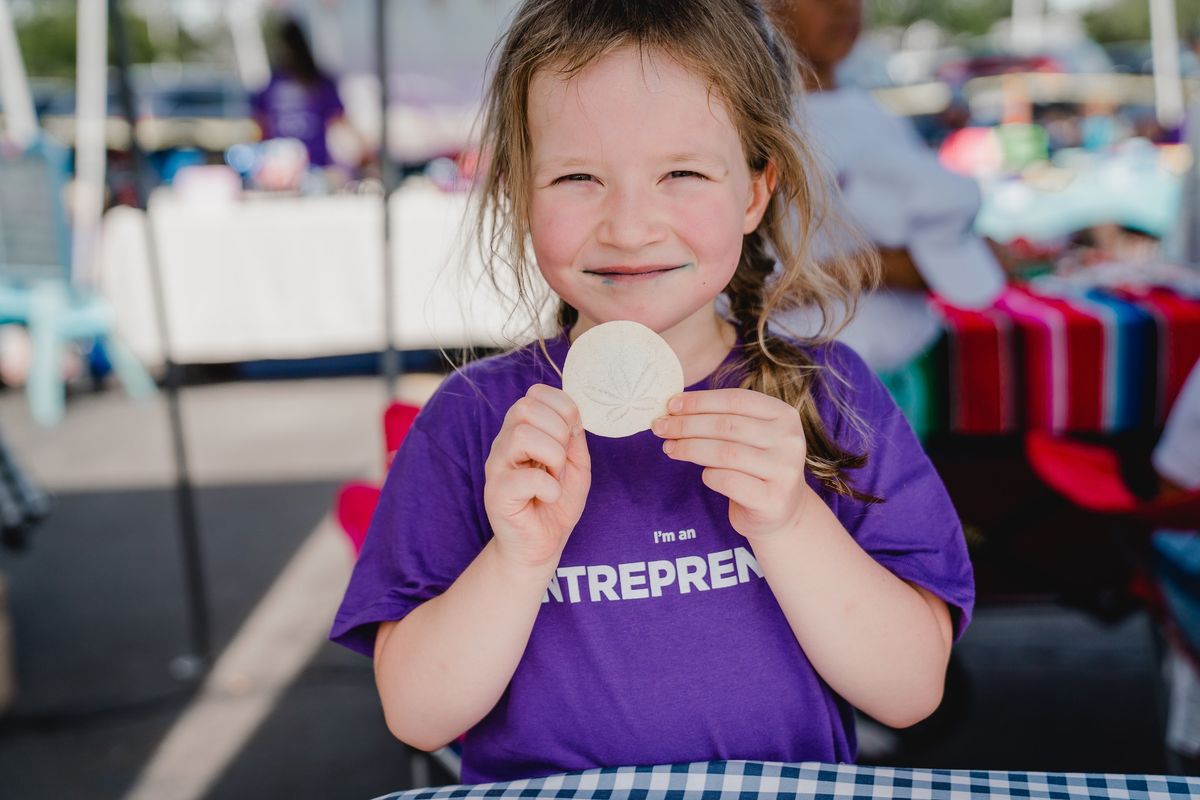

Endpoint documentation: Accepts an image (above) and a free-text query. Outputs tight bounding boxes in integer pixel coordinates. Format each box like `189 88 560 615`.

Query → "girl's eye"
666 170 704 180
554 173 594 184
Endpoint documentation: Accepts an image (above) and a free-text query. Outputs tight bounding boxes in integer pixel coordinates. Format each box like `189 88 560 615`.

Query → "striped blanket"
930 286 1200 435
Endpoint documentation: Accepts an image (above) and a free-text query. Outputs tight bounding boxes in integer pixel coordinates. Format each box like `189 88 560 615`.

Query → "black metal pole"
1184 102 1200 265
377 0 401 400
109 0 211 676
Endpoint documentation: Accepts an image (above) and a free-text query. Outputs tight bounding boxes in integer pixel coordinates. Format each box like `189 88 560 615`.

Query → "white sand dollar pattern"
562 321 685 438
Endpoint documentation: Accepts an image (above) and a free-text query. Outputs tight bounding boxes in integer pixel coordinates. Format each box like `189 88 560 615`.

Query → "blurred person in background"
252 16 362 187
768 0 1006 380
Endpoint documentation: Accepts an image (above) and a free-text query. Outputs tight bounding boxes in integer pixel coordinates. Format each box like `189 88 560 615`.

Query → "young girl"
331 0 973 783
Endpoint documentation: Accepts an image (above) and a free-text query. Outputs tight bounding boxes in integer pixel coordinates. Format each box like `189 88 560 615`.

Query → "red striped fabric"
1118 288 1200 423
932 299 1014 434
937 286 1198 434
1028 290 1106 431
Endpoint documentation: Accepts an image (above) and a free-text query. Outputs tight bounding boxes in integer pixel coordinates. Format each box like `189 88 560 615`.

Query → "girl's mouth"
584 264 689 283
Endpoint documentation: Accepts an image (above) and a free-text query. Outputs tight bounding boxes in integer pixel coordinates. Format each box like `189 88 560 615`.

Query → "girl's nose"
596 187 664 251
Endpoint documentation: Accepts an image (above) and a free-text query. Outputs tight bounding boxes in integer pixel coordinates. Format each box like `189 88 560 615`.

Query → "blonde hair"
474 0 881 501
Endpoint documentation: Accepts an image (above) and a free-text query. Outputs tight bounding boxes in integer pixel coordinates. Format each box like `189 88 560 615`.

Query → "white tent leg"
1150 0 1184 130
228 0 271 93
0 0 37 148
72 0 109 287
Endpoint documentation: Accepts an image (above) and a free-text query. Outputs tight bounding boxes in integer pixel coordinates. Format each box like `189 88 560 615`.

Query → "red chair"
333 400 466 780
1025 431 1200 531
334 402 421 556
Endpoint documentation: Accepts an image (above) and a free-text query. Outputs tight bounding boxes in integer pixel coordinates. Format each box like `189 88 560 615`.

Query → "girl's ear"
743 161 778 234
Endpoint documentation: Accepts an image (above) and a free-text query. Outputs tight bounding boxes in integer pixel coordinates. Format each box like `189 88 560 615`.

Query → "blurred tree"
870 0 1011 36
1084 0 1200 43
14 1 203 78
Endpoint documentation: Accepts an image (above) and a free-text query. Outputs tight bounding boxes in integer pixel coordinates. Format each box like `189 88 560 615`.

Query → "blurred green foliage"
870 0 1011 37
870 0 1200 44
1083 0 1200 43
15 1 204 78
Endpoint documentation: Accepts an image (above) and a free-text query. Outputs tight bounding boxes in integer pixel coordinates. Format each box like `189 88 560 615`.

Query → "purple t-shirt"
330 334 974 783
251 71 344 167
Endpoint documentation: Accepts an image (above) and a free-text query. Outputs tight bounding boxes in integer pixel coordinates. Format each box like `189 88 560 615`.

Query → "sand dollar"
562 321 684 438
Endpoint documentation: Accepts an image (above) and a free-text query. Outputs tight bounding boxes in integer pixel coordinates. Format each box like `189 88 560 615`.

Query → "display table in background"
98 182 535 366
373 760 1200 800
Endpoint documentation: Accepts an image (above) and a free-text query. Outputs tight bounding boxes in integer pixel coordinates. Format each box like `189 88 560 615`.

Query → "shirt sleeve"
329 404 490 657
822 342 976 640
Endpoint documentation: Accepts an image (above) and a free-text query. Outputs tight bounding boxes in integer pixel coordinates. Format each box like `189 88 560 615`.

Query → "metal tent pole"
227 0 271 93
377 0 401 400
0 0 37 150
71 0 108 287
1149 0 1184 130
0 0 36 149
110 0 211 679
1184 101 1200 264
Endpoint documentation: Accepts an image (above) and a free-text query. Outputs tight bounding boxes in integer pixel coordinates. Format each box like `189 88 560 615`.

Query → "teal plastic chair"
0 136 155 426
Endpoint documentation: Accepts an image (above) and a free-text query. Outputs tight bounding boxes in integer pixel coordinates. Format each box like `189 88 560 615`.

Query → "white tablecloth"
98 183 543 365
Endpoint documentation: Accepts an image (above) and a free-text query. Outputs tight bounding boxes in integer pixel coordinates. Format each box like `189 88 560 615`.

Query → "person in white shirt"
769 0 1006 374
1155 360 1200 498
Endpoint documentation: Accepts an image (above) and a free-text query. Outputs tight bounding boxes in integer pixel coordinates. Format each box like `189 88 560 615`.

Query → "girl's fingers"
525 383 583 435
662 437 783 482
505 390 574 445
700 467 767 508
652 412 776 448
503 424 568 477
491 466 562 510
667 388 785 420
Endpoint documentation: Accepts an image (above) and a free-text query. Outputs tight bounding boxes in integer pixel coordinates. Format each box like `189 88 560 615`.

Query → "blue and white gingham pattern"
373 760 1200 800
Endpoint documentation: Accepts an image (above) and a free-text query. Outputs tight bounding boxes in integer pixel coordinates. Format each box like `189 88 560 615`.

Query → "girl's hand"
652 388 816 543
484 384 592 571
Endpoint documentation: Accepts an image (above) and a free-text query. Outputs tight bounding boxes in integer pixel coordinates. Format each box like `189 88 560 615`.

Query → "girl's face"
527 46 772 349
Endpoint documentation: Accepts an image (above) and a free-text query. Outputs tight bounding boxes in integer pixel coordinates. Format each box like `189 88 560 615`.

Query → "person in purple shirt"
331 0 973 784
251 17 345 168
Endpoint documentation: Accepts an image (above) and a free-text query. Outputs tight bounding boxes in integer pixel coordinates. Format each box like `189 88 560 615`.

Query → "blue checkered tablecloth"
374 760 1200 800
